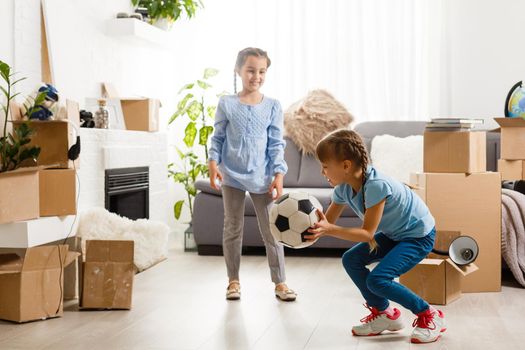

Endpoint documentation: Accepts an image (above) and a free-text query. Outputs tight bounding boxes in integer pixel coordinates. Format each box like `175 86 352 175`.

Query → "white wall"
444 0 525 129
0 0 14 67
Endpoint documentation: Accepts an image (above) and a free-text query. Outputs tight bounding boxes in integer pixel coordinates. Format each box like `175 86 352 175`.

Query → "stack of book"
425 118 484 131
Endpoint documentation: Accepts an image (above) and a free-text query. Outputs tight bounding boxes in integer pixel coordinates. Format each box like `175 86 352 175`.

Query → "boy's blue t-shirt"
332 166 435 241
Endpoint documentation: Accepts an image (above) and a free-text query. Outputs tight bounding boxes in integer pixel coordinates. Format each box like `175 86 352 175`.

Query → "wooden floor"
1 243 524 350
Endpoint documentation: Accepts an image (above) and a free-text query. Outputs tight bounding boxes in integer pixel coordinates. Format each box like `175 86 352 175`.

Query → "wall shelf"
105 18 170 47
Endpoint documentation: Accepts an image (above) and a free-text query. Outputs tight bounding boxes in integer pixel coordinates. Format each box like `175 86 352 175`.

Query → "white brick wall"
77 128 169 225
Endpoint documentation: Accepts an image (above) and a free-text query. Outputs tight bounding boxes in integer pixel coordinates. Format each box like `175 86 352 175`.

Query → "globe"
508 85 525 118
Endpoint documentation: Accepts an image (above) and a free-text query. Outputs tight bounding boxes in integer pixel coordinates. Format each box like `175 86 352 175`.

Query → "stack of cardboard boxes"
0 101 80 322
496 118 525 181
401 128 502 304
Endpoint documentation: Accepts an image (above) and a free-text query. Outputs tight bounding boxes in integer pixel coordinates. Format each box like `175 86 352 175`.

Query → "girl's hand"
208 160 223 190
304 209 332 241
269 173 284 200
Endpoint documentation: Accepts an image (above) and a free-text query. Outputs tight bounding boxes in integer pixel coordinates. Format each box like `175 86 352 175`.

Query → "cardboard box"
424 131 486 173
494 117 525 160
498 159 525 180
0 168 39 224
12 100 80 169
13 120 75 169
0 245 79 323
102 82 160 132
400 258 478 305
410 172 501 292
80 240 134 310
39 168 76 216
427 230 460 259
121 98 160 132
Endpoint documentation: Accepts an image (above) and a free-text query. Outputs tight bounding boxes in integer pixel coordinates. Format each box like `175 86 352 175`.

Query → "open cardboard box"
400 258 478 305
80 240 135 310
423 131 486 173
409 172 501 293
102 83 160 132
11 100 80 169
400 230 478 305
494 117 525 160
0 245 79 323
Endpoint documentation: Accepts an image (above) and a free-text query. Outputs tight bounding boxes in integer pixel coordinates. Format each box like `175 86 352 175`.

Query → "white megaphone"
431 236 479 266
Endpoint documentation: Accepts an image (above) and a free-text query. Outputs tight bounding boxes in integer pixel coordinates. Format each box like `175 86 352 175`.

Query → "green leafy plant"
168 68 220 220
0 60 41 173
131 0 203 24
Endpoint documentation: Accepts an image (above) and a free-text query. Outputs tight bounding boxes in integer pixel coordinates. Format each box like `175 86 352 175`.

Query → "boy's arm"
306 199 386 243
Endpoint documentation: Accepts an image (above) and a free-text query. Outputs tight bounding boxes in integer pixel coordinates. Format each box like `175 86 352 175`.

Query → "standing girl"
208 47 296 301
306 129 445 344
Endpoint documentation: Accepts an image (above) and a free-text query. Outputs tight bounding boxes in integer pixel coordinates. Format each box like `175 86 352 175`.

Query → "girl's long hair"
316 129 378 252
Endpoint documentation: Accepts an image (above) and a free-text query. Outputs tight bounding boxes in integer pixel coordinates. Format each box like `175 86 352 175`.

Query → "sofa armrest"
195 179 222 196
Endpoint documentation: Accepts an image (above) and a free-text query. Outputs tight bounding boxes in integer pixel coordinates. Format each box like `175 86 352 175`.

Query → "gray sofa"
193 121 500 255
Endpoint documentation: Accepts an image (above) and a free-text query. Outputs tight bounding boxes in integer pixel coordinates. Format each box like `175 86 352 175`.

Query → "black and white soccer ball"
269 192 323 249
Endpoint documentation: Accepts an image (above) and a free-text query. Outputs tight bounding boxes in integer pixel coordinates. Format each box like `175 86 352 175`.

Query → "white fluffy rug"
77 208 169 272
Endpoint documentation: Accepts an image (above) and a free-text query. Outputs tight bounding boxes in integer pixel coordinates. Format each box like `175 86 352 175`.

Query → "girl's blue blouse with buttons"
208 95 288 193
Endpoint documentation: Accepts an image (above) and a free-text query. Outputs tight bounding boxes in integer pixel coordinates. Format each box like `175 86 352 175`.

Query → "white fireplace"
77 128 169 226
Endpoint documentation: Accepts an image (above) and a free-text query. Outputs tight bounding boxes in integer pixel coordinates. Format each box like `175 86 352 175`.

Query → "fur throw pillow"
284 90 353 155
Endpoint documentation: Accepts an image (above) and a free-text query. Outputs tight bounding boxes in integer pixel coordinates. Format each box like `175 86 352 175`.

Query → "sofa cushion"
195 180 357 218
370 134 423 184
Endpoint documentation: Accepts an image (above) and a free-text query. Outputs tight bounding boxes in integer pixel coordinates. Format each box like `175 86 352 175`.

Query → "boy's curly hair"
316 129 378 252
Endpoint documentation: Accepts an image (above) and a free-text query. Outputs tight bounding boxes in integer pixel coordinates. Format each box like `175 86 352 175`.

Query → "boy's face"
238 56 267 93
320 159 348 187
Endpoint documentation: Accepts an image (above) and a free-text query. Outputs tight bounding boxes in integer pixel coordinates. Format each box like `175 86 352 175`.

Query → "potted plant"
131 0 204 30
0 60 42 223
168 68 221 251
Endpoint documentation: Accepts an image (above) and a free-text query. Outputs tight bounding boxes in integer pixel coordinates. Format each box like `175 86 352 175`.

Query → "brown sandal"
226 281 241 300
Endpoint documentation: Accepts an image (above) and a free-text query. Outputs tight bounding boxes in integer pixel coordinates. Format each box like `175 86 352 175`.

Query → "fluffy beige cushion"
284 90 353 155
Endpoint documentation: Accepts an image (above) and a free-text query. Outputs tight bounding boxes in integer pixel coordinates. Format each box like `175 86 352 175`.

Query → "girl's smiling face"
320 159 350 187
238 55 268 93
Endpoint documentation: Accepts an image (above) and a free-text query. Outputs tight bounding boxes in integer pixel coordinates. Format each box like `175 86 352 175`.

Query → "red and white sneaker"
351 304 404 336
411 308 446 344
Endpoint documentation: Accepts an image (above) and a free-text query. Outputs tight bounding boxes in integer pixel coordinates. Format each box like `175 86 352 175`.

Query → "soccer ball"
269 192 323 249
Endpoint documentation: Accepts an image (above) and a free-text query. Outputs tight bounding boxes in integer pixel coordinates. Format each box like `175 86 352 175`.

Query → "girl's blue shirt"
209 94 288 193
332 166 435 240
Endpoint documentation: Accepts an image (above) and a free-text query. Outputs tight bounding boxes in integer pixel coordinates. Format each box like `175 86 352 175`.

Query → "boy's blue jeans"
342 228 436 315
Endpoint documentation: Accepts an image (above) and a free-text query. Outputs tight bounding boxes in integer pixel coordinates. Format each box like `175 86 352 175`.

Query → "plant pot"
184 222 197 252
153 18 174 31
0 168 40 224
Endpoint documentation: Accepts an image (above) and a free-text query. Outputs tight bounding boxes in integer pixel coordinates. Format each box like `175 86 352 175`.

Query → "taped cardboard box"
0 245 79 323
409 172 501 293
400 258 478 305
498 159 525 180
494 117 525 160
0 167 39 224
80 240 134 310
39 168 76 217
424 131 486 173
